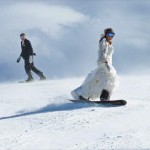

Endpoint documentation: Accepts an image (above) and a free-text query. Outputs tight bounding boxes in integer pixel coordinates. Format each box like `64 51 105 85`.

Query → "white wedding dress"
71 37 119 100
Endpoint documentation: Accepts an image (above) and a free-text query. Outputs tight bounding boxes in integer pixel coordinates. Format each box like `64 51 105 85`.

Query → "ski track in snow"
0 76 150 149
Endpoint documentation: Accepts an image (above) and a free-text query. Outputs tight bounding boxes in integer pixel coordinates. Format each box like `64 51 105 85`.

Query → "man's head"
20 33 26 40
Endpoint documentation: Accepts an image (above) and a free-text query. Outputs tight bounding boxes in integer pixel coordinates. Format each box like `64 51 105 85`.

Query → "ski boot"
39 72 46 80
79 96 88 101
100 89 110 101
26 76 34 82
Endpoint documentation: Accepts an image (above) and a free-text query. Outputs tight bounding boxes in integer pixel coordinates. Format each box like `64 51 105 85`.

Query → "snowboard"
18 81 27 83
18 79 46 83
18 80 34 83
68 99 127 106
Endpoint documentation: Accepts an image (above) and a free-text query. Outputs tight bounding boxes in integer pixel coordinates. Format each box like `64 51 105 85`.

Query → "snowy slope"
0 76 150 149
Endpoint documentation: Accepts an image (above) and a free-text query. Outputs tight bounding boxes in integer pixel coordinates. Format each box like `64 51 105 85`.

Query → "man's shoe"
40 73 46 80
26 76 34 82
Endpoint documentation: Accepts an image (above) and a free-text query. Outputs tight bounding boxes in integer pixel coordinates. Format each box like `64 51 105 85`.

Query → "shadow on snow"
0 101 118 120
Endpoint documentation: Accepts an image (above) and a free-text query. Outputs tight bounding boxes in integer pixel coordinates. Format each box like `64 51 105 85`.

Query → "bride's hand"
103 61 108 63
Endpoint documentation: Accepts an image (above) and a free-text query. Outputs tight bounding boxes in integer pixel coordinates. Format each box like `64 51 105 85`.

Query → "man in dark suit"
17 33 46 82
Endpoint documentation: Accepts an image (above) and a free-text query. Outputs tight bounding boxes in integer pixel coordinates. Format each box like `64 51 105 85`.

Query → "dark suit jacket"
20 39 34 59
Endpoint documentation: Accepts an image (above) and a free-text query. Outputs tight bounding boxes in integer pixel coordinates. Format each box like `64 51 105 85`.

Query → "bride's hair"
104 28 115 35
99 28 115 42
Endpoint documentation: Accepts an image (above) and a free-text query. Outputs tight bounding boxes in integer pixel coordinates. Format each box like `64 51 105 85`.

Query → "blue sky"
0 0 149 81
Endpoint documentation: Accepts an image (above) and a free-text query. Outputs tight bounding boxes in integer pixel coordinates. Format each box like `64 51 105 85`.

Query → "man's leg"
31 63 46 80
24 59 34 82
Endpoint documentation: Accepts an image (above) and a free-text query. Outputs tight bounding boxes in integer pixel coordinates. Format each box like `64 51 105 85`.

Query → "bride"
71 28 119 101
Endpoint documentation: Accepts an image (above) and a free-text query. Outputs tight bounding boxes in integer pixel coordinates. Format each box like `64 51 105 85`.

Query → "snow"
0 76 150 149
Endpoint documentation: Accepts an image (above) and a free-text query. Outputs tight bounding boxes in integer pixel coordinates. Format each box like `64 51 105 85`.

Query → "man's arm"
17 43 23 63
27 40 34 56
